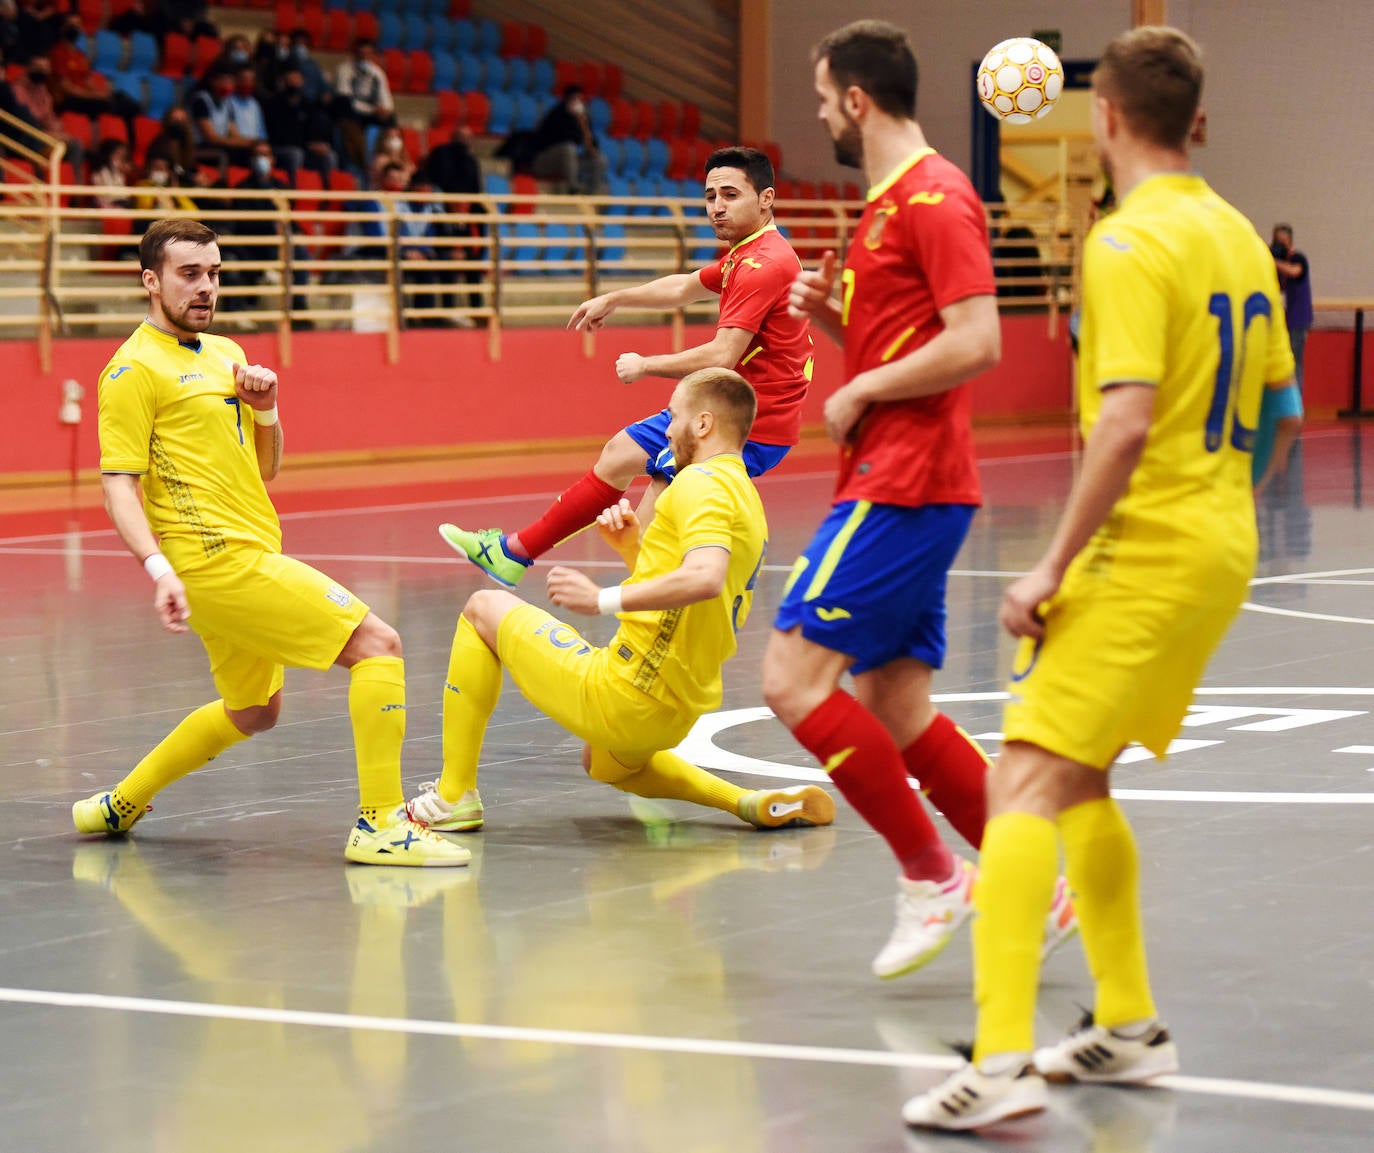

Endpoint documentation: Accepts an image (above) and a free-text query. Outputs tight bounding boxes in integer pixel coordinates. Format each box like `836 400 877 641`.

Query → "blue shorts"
1251 382 1303 483
773 501 976 675
625 408 791 481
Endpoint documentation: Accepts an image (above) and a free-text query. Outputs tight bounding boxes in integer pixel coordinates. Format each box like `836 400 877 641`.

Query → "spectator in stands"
229 64 268 141
150 0 217 44
332 38 394 173
286 27 328 104
0 47 41 149
0 1 22 66
13 0 60 59
221 138 298 314
50 13 139 127
191 66 256 168
368 124 414 189
264 62 335 182
396 170 444 322
206 33 252 79
253 28 284 96
1271 223 1313 391
108 0 153 39
146 106 196 177
133 154 200 217
425 128 484 317
529 84 607 195
10 52 84 172
89 138 133 209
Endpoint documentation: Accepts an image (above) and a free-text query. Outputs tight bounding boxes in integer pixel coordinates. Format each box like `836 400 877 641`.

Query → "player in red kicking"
437 145 812 586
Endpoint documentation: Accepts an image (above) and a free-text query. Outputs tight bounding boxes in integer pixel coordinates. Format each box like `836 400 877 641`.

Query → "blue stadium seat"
605 174 632 217
513 92 540 133
689 224 718 264
541 222 575 273
618 137 644 178
451 18 476 56
398 0 426 14
597 136 621 173
484 170 511 206
427 17 452 54
353 0 377 10
628 178 656 216
324 0 349 9
376 12 403 50
499 220 540 272
505 56 530 93
127 30 157 72
479 54 505 91
475 18 500 56
92 30 124 73
597 222 627 265
456 53 482 92
402 14 428 51
107 70 144 108
643 136 669 177
485 90 514 135
430 51 456 91
587 95 611 138
144 73 176 119
530 57 554 97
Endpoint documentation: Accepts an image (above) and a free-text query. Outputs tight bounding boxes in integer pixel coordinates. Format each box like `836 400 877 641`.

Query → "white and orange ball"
977 37 1064 123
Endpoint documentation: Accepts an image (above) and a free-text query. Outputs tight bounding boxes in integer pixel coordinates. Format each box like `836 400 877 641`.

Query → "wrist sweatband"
143 552 173 581
597 585 624 615
252 406 279 427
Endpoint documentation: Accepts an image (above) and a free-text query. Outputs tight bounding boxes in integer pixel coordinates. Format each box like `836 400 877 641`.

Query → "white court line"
1241 602 1374 626
0 987 1371 1115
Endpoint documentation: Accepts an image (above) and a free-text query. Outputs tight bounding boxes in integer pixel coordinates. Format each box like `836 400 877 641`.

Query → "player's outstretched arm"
615 325 753 384
569 271 711 332
547 547 729 616
102 472 191 633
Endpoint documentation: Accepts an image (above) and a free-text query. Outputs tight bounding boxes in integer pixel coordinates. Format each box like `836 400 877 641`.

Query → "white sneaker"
903 1057 1048 1130
1042 874 1079 960
406 781 484 832
1034 1013 1179 1083
872 858 976 979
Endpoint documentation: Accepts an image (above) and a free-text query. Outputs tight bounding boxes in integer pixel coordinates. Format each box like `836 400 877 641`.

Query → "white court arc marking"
1 986 1371 1115
673 690 1374 802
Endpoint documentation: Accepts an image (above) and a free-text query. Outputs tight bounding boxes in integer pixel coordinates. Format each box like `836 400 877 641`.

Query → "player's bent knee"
587 747 638 784
228 697 280 735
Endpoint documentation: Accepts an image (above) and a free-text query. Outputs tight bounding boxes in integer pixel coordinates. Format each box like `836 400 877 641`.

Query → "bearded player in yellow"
905 27 1295 1129
405 367 834 834
76 218 469 866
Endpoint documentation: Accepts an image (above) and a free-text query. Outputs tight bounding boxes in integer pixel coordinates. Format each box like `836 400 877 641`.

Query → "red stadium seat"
159 32 191 77
60 111 95 152
688 137 714 174
842 181 861 201
607 97 633 139
656 100 678 138
464 89 490 134
76 0 103 34
405 49 433 93
323 168 357 235
553 59 577 93
524 23 546 59
96 113 128 144
227 165 250 186
500 20 524 58
819 181 839 201
435 89 463 127
796 180 816 199
131 115 160 165
400 125 424 159
577 61 601 97
774 179 797 200
633 99 655 141
427 121 455 147
511 171 537 213
381 48 407 91
192 36 222 77
760 140 782 174
448 0 471 16
354 11 378 42
323 9 351 52
667 137 691 181
294 166 323 212
601 62 623 100
274 1 297 34
680 102 701 138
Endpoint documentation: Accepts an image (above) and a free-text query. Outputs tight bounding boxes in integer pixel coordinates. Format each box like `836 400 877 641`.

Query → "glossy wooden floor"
2 425 1372 1152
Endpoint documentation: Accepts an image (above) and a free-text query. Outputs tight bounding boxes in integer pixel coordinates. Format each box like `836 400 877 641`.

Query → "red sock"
793 690 954 881
903 712 989 849
514 470 626 559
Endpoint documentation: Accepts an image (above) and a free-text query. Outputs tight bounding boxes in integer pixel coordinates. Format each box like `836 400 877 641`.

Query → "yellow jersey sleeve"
1082 222 1170 389
98 360 158 474
672 464 737 555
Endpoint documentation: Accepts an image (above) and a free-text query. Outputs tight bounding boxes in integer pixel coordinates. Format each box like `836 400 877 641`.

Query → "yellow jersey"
1075 173 1294 595
98 321 282 570
610 453 767 717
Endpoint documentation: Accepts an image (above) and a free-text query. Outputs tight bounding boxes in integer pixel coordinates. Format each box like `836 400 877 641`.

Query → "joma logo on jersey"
178 372 205 384
325 585 352 607
109 366 131 380
864 200 899 249
907 191 945 206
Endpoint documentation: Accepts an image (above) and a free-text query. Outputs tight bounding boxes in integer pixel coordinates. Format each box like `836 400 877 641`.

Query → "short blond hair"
1094 26 1203 150
680 367 757 443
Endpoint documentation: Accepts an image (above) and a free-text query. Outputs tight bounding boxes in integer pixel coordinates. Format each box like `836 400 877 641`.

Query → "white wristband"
252 406 278 427
143 552 173 582
597 585 624 615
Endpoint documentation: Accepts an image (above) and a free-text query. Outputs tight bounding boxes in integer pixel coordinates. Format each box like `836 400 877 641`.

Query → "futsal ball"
977 37 1063 123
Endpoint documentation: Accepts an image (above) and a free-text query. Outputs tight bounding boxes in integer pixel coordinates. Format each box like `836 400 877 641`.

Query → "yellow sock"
1058 797 1157 1028
349 655 407 823
440 616 503 801
605 749 747 814
973 811 1059 1062
114 700 248 814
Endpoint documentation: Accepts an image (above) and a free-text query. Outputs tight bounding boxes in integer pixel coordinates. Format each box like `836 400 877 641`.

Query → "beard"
670 431 698 470
831 117 862 169
166 297 216 334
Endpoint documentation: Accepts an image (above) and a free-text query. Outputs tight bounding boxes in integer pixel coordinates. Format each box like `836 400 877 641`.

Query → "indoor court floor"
2 423 1372 1152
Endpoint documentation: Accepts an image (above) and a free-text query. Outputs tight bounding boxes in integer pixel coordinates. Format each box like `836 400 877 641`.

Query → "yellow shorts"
1002 568 1247 768
496 603 694 774
181 548 370 710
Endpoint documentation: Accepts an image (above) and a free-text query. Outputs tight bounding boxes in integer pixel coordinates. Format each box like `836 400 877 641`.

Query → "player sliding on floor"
436 146 813 585
405 368 835 836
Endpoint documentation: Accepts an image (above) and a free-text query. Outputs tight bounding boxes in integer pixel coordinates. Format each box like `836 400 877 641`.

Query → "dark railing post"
1338 307 1370 419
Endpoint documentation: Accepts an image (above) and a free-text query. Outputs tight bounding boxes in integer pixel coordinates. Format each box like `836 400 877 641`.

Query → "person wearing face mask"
11 53 86 174
368 126 413 189
332 38 394 172
147 107 197 177
227 66 268 149
264 64 336 182
221 141 300 317
90 138 134 209
528 85 607 195
50 14 140 130
135 156 199 216
285 28 327 104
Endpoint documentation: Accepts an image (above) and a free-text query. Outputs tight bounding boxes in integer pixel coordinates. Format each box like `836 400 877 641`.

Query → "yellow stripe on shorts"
803 500 871 601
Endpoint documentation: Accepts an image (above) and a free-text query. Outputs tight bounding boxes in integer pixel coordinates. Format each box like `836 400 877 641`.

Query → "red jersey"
698 224 813 446
835 149 994 507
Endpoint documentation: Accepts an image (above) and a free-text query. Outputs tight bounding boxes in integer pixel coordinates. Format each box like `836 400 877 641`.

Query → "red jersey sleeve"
697 254 726 296
902 182 996 310
716 254 793 334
